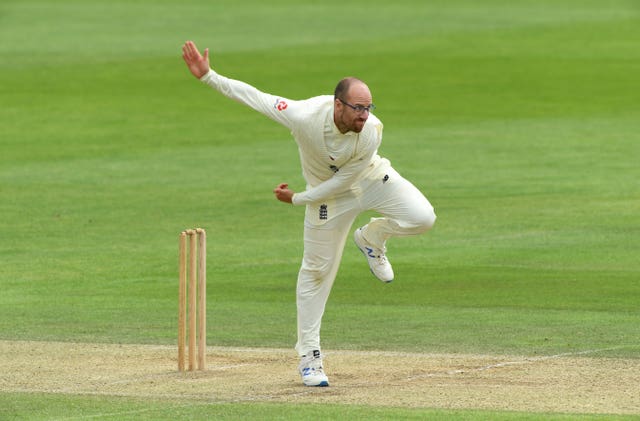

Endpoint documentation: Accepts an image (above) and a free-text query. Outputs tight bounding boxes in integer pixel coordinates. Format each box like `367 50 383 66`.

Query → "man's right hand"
182 41 210 79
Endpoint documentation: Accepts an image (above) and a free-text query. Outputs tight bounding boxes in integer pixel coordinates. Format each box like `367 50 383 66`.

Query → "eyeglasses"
338 98 376 114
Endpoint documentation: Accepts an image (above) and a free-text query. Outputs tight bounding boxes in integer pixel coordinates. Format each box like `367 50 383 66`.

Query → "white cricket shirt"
200 69 386 206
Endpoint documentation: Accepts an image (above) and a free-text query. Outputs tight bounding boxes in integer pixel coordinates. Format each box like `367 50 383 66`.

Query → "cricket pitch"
1 340 638 415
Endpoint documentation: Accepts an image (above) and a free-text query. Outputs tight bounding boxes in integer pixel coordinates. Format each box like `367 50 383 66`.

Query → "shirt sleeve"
291 156 373 205
200 69 296 130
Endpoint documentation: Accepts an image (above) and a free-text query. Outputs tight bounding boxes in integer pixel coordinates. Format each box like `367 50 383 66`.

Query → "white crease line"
405 346 628 381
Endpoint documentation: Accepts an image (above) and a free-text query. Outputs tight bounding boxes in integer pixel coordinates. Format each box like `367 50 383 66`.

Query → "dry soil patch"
1 340 639 415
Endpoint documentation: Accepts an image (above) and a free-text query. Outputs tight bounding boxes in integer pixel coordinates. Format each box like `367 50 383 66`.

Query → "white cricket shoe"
354 227 394 283
298 350 329 387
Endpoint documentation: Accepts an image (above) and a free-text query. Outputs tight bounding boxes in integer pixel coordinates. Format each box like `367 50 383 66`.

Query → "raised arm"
182 40 295 129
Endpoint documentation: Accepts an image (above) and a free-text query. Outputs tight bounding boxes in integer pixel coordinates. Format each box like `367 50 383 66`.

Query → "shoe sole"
354 229 393 283
304 380 329 387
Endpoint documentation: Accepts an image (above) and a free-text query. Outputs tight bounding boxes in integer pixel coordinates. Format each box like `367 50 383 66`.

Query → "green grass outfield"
1 0 639 419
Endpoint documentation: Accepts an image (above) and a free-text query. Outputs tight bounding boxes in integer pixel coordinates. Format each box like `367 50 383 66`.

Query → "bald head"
334 77 368 101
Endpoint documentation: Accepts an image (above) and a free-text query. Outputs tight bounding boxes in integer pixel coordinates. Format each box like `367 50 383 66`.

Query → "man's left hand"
273 183 294 204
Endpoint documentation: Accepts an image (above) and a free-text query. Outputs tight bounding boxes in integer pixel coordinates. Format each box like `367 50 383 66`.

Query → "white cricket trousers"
295 161 436 356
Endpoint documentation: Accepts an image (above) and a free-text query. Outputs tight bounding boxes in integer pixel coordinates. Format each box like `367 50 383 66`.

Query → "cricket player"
182 41 436 387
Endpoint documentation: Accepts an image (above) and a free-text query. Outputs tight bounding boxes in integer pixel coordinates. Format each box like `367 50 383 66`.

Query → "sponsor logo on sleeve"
274 98 288 111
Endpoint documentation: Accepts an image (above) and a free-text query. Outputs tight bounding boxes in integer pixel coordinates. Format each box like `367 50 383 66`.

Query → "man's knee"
413 206 436 234
299 258 332 283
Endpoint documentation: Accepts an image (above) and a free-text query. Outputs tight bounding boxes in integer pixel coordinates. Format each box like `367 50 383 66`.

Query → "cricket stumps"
178 228 206 371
